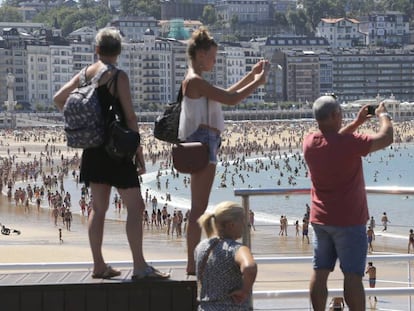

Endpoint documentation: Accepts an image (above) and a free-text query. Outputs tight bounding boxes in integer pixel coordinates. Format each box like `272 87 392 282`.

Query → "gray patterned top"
195 237 249 311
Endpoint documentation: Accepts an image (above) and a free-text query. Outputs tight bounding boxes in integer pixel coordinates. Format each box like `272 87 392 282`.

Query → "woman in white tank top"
180 26 271 276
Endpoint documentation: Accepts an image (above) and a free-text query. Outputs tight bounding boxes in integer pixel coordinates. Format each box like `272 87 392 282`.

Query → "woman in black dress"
54 27 169 280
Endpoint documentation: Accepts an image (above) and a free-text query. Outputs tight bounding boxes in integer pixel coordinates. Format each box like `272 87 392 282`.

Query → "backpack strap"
80 63 115 87
78 66 88 87
90 64 114 86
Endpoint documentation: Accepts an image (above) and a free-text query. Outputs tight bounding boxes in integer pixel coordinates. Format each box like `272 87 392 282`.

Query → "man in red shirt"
303 95 393 311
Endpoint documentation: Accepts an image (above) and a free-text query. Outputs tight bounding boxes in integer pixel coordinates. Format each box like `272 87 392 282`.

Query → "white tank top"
178 95 225 141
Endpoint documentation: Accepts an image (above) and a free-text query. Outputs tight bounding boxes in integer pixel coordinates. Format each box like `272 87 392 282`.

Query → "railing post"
240 194 253 310
408 259 412 311
241 195 251 249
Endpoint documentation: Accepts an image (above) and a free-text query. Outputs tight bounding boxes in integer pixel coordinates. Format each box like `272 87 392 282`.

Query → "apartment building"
214 0 270 23
332 48 414 102
271 0 298 14
110 16 160 43
67 27 96 72
4 16 414 111
0 27 29 105
0 35 12 105
119 29 174 109
316 17 366 48
27 41 72 107
317 12 410 49
285 50 320 103
367 11 410 47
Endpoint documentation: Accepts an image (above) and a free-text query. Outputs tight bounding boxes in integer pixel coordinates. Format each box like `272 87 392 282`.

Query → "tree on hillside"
273 11 289 27
287 9 312 35
201 5 216 25
3 0 21 7
120 0 160 19
303 0 345 30
382 0 414 20
0 5 23 22
33 5 111 36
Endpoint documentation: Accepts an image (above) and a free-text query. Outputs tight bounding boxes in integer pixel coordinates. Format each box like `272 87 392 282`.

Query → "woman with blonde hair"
195 201 257 310
180 26 270 275
54 27 169 280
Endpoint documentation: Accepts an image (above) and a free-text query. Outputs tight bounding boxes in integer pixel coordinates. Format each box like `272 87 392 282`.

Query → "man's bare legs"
344 272 365 311
310 269 365 311
186 163 216 274
310 269 330 311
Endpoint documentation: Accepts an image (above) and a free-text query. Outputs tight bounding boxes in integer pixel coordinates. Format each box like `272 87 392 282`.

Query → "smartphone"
367 105 378 115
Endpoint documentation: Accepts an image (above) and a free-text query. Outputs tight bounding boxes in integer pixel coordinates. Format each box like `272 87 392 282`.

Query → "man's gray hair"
313 95 340 121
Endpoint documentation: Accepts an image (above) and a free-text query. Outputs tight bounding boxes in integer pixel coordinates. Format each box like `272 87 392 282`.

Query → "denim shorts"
186 127 221 164
311 223 367 276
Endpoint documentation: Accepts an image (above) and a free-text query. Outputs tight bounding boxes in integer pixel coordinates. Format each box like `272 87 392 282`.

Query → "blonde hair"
95 27 122 57
198 201 245 237
187 26 217 61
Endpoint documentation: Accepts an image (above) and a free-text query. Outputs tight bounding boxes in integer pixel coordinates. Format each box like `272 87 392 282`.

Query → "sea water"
11 142 414 238
140 143 414 236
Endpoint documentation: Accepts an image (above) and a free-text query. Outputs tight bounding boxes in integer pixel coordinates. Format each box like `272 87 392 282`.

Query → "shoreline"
0 191 410 265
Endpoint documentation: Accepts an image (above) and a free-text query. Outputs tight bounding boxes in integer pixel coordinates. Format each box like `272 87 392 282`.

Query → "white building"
110 16 159 42
27 42 72 108
367 11 410 47
214 0 270 23
119 29 175 109
316 17 366 48
222 43 264 103
67 27 97 72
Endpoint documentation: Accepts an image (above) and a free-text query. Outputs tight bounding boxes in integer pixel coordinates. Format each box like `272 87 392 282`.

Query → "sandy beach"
1 122 414 309
1 122 413 260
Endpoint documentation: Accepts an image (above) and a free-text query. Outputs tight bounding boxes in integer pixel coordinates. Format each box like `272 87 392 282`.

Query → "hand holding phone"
367 105 378 116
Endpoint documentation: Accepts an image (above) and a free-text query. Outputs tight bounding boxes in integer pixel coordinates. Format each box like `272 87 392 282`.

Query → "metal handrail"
234 186 414 251
1 255 412 309
234 186 414 310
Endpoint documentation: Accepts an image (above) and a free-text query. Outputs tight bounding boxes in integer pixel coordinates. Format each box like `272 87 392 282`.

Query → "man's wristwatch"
379 112 392 120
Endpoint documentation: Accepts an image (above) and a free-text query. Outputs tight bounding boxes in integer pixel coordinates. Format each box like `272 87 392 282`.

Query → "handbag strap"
177 84 183 103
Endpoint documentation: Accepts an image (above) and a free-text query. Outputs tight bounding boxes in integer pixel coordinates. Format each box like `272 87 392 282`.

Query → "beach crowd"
0 120 413 243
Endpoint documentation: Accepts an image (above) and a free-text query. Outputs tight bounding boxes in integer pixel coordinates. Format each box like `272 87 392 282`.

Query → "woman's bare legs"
117 187 147 274
89 182 150 275
88 182 111 275
186 163 216 274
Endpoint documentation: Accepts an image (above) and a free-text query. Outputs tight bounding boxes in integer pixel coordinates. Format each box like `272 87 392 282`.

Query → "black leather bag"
105 118 140 161
172 142 209 174
154 86 183 144
104 70 140 161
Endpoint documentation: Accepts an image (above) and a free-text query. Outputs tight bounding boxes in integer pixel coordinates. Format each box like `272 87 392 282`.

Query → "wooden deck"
0 269 197 311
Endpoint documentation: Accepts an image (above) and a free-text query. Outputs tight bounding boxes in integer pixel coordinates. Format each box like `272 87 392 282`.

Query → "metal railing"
234 186 414 249
234 186 414 310
1 254 413 310
1 186 413 310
